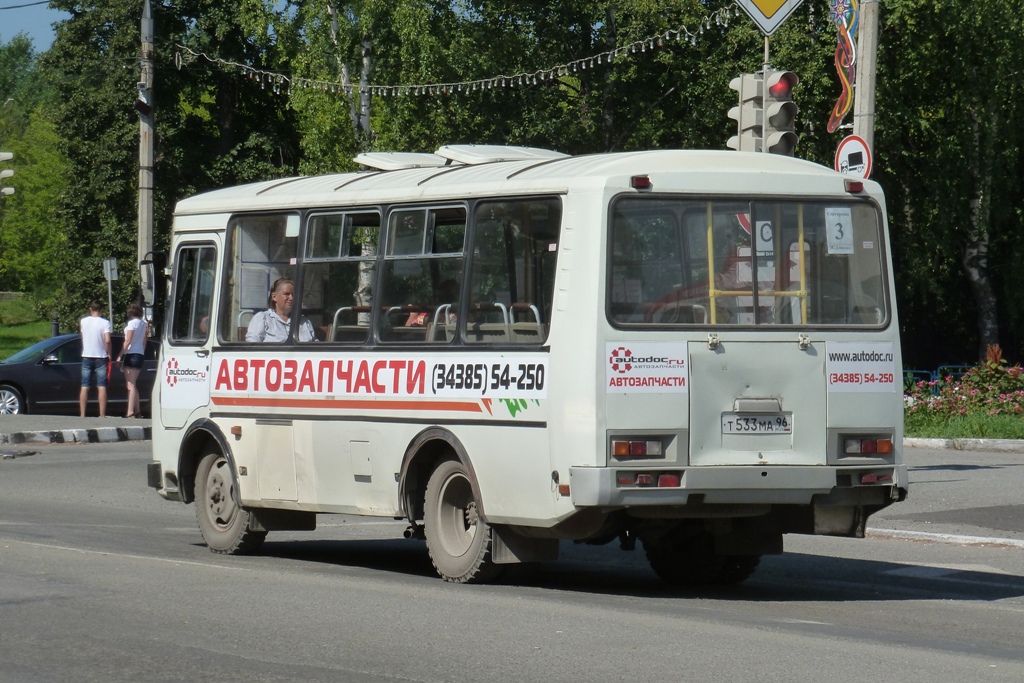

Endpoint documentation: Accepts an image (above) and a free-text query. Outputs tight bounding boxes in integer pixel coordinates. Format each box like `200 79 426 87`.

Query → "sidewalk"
0 415 150 445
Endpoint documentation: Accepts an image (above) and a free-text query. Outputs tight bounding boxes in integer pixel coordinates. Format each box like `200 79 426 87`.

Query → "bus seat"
466 323 509 343
652 302 707 324
330 305 374 341
237 309 257 341
466 302 510 343
510 303 544 342
426 304 456 342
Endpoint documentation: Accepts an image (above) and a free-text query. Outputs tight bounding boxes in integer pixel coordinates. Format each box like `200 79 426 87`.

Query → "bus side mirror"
138 251 166 308
139 260 157 307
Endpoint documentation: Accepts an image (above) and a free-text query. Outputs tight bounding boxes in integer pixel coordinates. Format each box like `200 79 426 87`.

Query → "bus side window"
169 245 217 345
220 214 299 343
303 211 380 343
466 198 561 345
379 207 465 343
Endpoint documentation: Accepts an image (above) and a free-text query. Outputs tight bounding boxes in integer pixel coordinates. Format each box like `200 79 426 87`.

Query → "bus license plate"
721 414 793 434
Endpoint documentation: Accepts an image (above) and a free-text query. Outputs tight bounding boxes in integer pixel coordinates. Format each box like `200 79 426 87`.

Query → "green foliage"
876 0 1024 365
0 34 68 299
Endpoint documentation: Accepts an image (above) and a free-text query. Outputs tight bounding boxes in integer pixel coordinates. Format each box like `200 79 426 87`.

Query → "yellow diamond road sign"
736 0 805 36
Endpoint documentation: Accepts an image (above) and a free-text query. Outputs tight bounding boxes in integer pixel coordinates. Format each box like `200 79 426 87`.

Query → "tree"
0 34 67 299
874 0 1024 364
40 0 301 329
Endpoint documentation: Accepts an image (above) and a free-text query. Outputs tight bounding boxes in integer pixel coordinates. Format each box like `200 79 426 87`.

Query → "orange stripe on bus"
210 396 484 413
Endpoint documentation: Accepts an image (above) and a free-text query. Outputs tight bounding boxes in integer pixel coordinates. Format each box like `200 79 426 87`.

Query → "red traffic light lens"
768 80 791 98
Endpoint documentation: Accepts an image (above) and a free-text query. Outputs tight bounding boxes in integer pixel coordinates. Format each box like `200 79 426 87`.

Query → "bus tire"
195 451 266 555
423 457 502 584
644 533 760 586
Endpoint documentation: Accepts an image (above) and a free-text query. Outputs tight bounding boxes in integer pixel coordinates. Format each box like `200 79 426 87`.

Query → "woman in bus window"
246 277 317 342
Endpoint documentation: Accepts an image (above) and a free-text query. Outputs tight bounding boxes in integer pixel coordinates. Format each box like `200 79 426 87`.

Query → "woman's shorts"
123 353 144 369
81 357 108 388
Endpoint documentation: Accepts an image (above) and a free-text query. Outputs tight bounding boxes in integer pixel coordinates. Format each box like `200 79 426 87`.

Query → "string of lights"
175 5 741 98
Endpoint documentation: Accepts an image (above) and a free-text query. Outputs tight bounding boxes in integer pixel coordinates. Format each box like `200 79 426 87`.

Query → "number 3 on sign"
825 207 854 254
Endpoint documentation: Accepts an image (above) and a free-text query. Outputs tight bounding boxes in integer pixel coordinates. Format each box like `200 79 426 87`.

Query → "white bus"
145 145 907 585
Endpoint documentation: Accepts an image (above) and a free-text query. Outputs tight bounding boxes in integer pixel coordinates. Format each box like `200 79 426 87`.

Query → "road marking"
869 528 1024 549
3 538 253 571
883 564 1012 578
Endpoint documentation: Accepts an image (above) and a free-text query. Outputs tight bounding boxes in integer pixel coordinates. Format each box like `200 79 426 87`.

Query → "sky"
0 1 69 52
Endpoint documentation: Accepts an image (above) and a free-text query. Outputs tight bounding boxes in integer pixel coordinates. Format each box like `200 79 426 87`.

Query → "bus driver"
245 277 317 342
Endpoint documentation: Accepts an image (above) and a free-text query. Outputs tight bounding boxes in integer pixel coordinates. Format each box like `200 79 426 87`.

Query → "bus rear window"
608 197 887 327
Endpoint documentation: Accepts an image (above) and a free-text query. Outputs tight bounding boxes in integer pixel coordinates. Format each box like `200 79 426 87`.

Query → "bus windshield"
609 197 887 327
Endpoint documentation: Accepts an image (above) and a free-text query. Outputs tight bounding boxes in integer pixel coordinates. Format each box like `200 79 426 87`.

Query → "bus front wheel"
644 532 760 586
424 457 502 584
195 451 267 555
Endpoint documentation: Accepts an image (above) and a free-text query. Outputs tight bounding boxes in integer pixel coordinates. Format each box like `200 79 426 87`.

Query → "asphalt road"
1 442 1022 682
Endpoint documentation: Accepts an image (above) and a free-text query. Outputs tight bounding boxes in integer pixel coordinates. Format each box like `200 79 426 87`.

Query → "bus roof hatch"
354 152 454 171
434 145 569 165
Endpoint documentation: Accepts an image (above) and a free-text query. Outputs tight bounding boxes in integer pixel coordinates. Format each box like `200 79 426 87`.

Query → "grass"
0 296 52 361
0 321 51 360
904 411 1024 439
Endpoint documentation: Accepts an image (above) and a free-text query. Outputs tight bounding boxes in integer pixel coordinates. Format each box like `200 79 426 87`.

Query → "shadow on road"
228 537 1024 603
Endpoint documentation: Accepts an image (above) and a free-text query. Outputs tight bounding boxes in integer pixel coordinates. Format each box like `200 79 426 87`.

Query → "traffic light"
727 73 763 152
0 152 13 197
763 70 799 156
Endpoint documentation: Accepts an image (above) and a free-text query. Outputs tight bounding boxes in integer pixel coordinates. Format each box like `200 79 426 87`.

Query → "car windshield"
1 337 60 365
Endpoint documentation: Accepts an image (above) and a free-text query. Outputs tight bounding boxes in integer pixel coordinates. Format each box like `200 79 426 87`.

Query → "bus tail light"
611 439 664 458
844 437 893 455
657 473 680 487
616 471 682 488
631 175 652 190
860 472 893 485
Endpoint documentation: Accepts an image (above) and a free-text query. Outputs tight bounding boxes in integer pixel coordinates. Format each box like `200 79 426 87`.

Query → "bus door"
161 239 219 429
687 339 827 466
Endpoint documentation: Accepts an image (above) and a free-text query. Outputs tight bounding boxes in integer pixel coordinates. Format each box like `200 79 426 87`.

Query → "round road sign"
834 135 872 179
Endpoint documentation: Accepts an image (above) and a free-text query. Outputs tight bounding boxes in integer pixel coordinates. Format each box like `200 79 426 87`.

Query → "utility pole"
137 0 154 275
853 0 879 152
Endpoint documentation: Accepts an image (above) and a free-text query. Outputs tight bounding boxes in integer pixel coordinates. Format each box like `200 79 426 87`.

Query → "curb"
903 437 1024 453
0 426 151 445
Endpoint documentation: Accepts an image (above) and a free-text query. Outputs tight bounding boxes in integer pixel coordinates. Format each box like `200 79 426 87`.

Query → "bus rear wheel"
644 532 760 586
195 451 267 555
424 457 502 584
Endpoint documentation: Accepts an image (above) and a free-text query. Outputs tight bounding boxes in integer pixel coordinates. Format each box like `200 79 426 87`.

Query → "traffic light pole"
137 0 154 279
853 0 878 151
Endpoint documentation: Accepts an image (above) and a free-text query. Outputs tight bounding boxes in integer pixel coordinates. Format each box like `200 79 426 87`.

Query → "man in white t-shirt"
79 300 112 418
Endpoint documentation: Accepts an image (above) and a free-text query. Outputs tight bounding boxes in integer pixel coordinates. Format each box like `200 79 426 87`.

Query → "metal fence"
903 365 973 394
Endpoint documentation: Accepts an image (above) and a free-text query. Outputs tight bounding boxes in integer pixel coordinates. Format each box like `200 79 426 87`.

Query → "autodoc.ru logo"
165 358 206 386
609 346 633 374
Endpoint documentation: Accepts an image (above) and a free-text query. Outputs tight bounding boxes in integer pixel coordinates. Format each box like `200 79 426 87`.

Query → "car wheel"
0 385 25 415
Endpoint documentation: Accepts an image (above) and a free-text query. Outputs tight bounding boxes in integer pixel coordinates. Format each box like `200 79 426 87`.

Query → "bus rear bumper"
568 464 907 507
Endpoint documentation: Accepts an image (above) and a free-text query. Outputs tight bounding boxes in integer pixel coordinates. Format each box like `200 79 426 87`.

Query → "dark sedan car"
0 333 159 415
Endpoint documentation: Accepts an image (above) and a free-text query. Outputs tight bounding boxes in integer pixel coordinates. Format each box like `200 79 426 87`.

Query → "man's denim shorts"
81 357 108 388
